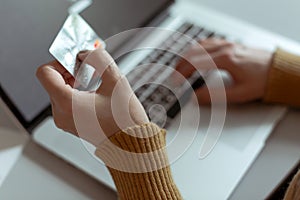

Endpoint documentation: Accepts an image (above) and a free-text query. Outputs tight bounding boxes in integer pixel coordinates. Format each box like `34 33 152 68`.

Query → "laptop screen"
0 0 172 129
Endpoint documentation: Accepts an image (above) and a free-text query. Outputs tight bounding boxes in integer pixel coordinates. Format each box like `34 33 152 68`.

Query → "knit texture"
265 48 300 200
264 48 300 107
95 123 182 200
284 169 300 200
93 48 300 200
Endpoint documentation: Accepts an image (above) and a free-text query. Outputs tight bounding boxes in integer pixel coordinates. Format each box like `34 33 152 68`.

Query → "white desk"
0 109 299 200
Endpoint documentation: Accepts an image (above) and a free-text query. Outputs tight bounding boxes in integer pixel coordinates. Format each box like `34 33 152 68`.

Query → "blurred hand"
36 48 149 146
175 39 273 104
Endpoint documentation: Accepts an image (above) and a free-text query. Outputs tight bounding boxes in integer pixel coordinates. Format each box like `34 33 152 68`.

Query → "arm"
266 49 300 200
95 123 182 200
264 48 300 107
175 39 300 200
175 39 300 107
36 48 182 200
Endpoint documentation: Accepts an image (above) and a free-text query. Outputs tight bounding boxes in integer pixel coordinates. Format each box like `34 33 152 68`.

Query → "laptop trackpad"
165 99 286 199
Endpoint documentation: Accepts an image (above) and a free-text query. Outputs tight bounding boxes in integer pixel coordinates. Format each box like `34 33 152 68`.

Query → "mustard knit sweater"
95 48 300 200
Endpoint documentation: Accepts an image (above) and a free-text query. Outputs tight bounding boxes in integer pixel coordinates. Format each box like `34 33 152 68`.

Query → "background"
180 0 300 42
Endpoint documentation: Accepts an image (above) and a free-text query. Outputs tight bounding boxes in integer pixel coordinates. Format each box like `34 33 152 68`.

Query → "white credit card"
49 14 105 88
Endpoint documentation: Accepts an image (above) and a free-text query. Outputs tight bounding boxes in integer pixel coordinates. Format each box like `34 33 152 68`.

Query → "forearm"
95 123 182 200
264 48 300 107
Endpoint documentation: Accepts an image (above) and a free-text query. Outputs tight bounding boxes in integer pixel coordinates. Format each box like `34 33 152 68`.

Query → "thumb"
36 61 73 99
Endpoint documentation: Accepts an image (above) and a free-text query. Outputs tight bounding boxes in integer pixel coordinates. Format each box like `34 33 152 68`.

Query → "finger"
200 39 237 73
175 45 207 78
52 60 68 74
78 48 123 93
195 85 247 104
175 58 196 78
185 38 228 58
176 52 222 81
208 50 241 79
78 48 122 83
77 50 90 62
46 60 75 87
200 38 228 47
175 40 230 78
36 61 73 99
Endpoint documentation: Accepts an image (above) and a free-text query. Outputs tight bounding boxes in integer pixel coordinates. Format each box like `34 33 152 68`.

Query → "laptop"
0 99 28 187
1 0 300 199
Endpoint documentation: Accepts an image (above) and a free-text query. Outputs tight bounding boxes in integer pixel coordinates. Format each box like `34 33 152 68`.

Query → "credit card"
68 0 93 14
49 14 105 88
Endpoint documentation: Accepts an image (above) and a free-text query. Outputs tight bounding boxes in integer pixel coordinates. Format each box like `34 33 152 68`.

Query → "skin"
36 39 273 145
175 38 273 104
36 48 149 147
36 39 299 200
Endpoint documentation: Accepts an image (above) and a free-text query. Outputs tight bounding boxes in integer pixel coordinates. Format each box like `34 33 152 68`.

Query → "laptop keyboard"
126 22 224 127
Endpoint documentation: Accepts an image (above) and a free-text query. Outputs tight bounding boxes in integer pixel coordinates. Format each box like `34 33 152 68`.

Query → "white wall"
179 0 300 42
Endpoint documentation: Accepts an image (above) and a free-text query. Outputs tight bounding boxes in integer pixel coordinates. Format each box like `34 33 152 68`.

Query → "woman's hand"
36 48 149 146
175 39 273 104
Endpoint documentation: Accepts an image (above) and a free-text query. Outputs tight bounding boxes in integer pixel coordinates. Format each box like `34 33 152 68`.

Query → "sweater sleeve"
264 48 300 199
95 123 182 200
263 48 300 107
284 169 300 200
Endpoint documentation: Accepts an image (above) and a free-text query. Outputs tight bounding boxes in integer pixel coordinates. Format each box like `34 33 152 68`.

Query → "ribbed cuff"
263 48 300 107
95 123 169 173
95 123 182 200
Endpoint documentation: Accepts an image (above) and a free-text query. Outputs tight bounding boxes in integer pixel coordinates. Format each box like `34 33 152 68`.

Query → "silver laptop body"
1 0 300 199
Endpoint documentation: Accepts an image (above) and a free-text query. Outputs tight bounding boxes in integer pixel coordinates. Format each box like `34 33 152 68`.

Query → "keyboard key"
207 32 215 38
177 23 193 34
128 22 215 127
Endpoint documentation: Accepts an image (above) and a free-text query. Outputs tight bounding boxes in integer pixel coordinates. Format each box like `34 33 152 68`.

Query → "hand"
175 39 273 104
36 48 149 146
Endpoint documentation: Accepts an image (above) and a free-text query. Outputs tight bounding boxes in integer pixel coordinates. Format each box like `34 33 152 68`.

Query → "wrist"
95 122 167 173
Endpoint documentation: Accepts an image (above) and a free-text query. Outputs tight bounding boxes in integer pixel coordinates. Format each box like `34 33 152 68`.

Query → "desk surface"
0 109 299 200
